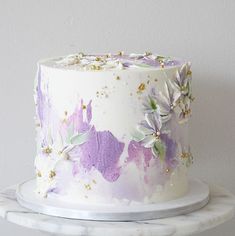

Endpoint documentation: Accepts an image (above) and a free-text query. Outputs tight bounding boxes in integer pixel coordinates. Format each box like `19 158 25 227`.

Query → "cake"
34 52 193 205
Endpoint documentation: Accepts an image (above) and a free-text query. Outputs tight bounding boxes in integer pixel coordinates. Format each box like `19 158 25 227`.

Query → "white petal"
142 136 156 148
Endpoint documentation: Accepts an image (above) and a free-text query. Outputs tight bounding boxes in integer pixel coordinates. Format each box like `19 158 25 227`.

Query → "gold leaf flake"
137 83 146 93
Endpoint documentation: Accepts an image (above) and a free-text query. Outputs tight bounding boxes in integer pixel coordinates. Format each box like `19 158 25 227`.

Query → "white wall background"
0 0 234 235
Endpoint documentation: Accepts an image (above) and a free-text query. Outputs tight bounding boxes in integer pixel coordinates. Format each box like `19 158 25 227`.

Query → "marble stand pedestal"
0 183 234 236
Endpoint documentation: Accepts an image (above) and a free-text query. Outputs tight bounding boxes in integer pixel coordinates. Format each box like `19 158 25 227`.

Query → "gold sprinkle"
95 57 101 61
145 51 152 56
154 79 158 82
43 146 52 155
181 152 191 159
90 65 101 70
138 83 146 92
116 76 120 80
92 179 97 184
82 105 86 110
160 62 165 68
64 111 68 116
117 51 124 56
85 184 91 190
49 170 56 179
147 80 150 85
37 171 42 177
187 70 192 76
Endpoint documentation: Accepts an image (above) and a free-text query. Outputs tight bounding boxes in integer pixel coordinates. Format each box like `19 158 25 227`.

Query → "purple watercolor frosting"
59 101 125 182
160 134 178 170
127 140 152 170
79 128 124 182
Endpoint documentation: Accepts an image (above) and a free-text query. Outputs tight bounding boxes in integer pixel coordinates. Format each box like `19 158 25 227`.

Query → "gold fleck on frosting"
43 146 52 155
117 51 124 56
37 171 42 177
181 152 191 159
116 76 120 80
49 170 56 179
145 51 152 56
187 70 192 76
137 83 146 93
82 105 87 110
85 184 92 190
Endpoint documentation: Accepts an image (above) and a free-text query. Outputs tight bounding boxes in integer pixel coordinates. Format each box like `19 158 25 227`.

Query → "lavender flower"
174 63 192 96
144 82 181 123
178 96 192 124
170 63 194 123
133 111 169 160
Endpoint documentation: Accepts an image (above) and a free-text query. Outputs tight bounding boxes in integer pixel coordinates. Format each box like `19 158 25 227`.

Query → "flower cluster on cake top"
43 52 183 71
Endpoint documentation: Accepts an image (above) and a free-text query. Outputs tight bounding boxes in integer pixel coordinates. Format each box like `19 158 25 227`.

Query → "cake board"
16 178 209 221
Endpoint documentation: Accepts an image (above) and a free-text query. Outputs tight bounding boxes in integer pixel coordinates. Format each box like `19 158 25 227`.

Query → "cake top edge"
38 52 189 71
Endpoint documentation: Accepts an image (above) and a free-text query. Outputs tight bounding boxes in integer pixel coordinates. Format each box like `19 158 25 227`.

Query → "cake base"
16 179 209 221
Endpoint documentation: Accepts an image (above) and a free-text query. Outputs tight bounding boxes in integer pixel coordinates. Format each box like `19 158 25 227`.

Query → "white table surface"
0 184 234 236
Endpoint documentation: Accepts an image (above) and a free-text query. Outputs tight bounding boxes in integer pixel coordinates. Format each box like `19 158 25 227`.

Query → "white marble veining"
0 184 234 236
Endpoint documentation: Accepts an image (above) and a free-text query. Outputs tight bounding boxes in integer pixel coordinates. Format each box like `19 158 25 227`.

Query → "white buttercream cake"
34 52 193 205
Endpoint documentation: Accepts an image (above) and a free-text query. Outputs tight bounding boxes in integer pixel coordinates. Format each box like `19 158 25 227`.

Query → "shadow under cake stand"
0 181 234 236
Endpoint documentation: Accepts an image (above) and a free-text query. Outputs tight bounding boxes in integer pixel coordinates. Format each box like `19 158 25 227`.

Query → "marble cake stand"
0 183 234 236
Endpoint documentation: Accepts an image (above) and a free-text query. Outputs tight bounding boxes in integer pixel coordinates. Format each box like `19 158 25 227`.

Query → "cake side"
34 53 193 205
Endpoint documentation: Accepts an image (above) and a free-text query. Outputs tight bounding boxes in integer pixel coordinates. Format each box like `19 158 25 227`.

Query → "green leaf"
149 97 157 110
131 129 145 142
65 123 75 144
70 131 90 146
136 63 151 68
152 141 166 161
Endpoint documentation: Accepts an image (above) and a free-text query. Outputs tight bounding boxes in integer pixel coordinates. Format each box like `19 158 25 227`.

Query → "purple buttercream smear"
67 100 91 133
62 101 125 182
78 127 124 182
127 141 152 169
36 66 48 127
36 66 55 147
160 134 178 169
